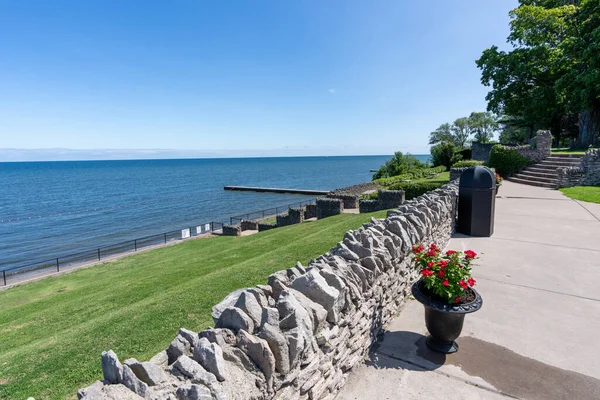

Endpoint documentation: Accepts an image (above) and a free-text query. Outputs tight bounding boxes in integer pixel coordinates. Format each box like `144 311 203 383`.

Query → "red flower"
442 280 449 287
468 277 476 286
446 250 457 256
438 260 448 269
464 250 477 259
458 279 468 289
412 244 424 253
426 249 436 257
427 261 434 268
455 297 461 304
437 270 445 278
421 269 433 277
429 244 439 253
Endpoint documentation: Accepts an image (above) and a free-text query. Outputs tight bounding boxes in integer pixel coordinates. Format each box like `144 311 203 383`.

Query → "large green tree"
428 123 454 145
468 112 498 143
477 0 600 147
451 117 471 148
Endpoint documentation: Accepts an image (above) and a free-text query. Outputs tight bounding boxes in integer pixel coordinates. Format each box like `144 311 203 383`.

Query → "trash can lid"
459 166 496 189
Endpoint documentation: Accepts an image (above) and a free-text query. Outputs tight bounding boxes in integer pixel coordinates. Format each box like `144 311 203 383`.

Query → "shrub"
360 192 379 201
374 166 446 187
372 152 425 179
451 160 484 168
431 142 462 170
387 181 445 199
456 148 472 161
487 145 531 176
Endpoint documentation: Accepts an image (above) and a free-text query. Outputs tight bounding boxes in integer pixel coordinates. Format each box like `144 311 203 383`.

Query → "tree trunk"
577 106 600 148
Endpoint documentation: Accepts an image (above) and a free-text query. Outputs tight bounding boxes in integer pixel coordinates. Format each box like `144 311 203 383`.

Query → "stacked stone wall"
557 149 600 188
222 225 241 236
241 220 259 231
78 182 460 400
471 142 495 163
326 194 359 209
328 182 380 197
450 168 468 181
357 199 379 214
471 131 552 164
304 204 317 220
511 130 552 163
276 208 305 227
258 223 278 233
316 199 344 219
358 190 405 213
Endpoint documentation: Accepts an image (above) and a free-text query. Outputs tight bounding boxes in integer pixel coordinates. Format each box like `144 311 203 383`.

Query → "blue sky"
0 0 517 159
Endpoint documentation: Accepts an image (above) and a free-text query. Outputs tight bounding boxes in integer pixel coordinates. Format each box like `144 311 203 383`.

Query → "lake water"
0 155 429 271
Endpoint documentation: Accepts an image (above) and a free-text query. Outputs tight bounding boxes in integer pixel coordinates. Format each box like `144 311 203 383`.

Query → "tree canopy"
429 112 498 147
477 0 600 147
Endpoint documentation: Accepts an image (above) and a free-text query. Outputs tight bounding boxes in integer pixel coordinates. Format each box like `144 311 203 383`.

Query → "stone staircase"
507 154 583 188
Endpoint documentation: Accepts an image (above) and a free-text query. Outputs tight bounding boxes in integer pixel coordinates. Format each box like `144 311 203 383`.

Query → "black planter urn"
411 280 483 354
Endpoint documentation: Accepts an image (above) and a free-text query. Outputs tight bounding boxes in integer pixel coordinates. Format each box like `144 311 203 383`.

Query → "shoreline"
1 179 386 289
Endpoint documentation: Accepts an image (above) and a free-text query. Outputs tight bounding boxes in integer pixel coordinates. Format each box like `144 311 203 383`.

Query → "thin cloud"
328 88 335 94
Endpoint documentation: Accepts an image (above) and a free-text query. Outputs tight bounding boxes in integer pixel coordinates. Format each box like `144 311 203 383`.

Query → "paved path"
337 181 600 400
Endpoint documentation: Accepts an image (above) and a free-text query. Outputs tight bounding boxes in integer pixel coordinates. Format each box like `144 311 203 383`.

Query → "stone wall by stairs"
507 154 583 188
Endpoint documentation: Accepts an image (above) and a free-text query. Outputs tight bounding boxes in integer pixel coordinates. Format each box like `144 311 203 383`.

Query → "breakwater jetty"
224 186 329 195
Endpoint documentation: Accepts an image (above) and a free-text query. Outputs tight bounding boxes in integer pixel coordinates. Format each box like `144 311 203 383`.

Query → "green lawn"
551 148 596 154
0 210 387 400
559 186 600 204
418 171 450 184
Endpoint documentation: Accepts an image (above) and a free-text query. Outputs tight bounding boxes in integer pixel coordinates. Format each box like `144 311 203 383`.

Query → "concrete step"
548 153 584 159
506 176 557 188
525 165 564 173
538 160 580 168
513 173 558 184
517 170 558 179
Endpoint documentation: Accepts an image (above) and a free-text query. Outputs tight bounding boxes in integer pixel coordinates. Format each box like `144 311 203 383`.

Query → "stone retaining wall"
450 168 469 181
328 182 381 197
512 130 552 163
358 190 405 213
241 220 259 231
304 204 317 220
78 182 460 400
472 142 495 163
277 208 305 227
326 194 359 209
557 149 600 188
258 223 278 233
316 199 344 219
471 131 552 164
222 225 241 237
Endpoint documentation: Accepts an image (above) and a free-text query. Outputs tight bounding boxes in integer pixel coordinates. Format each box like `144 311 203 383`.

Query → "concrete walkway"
336 181 600 400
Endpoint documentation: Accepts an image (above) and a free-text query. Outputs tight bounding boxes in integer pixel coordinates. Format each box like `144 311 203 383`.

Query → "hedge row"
374 166 446 187
451 160 484 168
487 145 532 176
386 181 446 200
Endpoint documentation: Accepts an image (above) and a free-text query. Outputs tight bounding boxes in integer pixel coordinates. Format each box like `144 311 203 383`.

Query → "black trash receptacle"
457 166 496 237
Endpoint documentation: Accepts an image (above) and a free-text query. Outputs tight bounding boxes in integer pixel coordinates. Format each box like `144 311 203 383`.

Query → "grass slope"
0 210 387 400
560 186 600 204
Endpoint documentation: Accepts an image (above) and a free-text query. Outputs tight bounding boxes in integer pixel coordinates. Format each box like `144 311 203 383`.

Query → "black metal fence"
228 199 316 225
1 198 318 287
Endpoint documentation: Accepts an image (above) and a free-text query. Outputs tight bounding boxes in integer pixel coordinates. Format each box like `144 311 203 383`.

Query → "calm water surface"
0 155 429 271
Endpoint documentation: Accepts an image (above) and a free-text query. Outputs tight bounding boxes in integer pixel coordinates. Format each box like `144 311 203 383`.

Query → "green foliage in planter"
451 160 484 168
487 144 532 176
387 181 445 200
